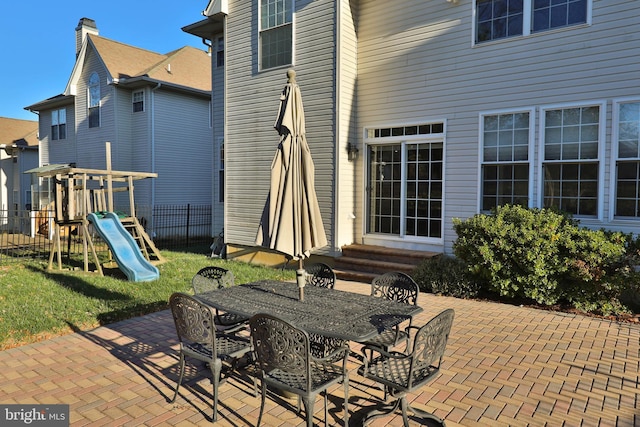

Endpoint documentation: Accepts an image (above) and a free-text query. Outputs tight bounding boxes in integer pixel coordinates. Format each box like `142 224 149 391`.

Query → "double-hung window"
259 0 293 70
216 37 224 68
88 72 101 128
480 110 533 211
51 108 67 141
132 91 144 112
613 100 640 218
475 0 589 43
541 104 603 217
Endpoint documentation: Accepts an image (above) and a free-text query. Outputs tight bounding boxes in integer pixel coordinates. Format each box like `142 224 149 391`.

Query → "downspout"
151 83 161 215
202 38 212 56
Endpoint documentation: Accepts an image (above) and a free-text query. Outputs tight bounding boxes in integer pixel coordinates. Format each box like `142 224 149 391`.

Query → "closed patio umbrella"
256 69 327 299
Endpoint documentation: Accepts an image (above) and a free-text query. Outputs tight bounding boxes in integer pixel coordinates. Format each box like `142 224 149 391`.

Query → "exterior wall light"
347 142 359 162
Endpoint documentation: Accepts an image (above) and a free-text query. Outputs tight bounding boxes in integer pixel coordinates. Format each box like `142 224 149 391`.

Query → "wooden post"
128 175 135 218
106 142 114 213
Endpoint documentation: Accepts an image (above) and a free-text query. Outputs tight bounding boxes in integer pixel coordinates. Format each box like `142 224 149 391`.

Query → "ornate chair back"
192 266 235 294
305 263 336 289
170 292 218 359
249 313 349 427
371 271 419 306
407 308 455 389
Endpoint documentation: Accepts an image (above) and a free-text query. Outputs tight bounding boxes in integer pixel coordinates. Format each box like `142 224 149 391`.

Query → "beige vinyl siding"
335 0 359 248
38 117 49 166
225 0 337 252
357 0 640 253
151 90 212 206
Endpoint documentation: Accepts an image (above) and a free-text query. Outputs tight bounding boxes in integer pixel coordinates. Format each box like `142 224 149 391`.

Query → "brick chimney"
75 18 98 58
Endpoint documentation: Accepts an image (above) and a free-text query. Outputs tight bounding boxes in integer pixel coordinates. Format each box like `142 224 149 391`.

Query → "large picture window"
51 108 67 141
88 72 101 128
480 111 532 211
542 104 602 217
259 0 292 70
614 100 640 218
475 0 588 43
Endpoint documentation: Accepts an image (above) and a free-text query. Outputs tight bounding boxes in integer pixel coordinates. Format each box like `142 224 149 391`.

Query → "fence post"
186 204 190 247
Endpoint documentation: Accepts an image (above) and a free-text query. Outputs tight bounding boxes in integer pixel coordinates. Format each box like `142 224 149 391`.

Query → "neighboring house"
0 117 39 223
184 0 640 260
25 18 216 234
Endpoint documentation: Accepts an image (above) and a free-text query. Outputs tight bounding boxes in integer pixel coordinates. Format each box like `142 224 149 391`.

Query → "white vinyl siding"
358 0 639 253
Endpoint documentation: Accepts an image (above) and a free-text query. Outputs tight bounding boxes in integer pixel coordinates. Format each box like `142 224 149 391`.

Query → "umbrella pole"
296 259 305 301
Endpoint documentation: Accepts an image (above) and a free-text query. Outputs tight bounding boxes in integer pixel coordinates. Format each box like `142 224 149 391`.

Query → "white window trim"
258 0 295 71
471 0 593 47
537 100 607 220
477 107 536 211
610 97 640 222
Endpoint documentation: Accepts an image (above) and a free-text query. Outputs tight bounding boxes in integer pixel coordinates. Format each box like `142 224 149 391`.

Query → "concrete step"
333 268 378 284
341 244 439 264
334 244 441 283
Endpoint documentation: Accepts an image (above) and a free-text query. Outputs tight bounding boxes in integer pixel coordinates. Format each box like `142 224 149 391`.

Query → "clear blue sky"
0 1 208 121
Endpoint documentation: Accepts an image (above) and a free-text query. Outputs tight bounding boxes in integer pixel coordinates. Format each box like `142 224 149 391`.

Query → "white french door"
366 142 443 240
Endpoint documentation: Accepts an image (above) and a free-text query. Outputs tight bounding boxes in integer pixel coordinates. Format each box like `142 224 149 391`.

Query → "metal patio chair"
361 271 420 351
249 313 350 427
192 266 249 332
169 292 253 422
305 262 336 289
304 263 348 361
359 308 455 427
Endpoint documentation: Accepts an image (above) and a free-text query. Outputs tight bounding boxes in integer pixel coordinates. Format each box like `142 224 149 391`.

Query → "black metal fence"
0 204 213 263
150 204 213 249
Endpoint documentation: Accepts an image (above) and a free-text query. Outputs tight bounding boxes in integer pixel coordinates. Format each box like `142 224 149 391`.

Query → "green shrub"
452 205 629 309
413 255 480 299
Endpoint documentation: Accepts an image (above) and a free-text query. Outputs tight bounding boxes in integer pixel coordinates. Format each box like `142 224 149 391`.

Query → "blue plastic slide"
87 212 160 282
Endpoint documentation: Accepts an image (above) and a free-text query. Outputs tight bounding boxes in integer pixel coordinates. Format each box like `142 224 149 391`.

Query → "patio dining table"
196 279 423 342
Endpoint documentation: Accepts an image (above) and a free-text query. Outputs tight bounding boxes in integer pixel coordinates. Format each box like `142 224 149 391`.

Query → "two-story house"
184 0 640 265
0 117 38 221
25 18 216 236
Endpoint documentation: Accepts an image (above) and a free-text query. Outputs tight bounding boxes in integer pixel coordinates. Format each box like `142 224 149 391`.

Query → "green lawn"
0 248 295 350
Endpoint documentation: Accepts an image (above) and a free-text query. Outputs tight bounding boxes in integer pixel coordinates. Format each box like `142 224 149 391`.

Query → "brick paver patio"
1 280 638 426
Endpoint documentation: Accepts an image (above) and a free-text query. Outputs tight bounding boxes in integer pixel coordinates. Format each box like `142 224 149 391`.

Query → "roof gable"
66 34 211 95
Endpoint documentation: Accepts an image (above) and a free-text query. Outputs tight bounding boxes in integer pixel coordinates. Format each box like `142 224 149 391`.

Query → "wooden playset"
30 143 163 276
